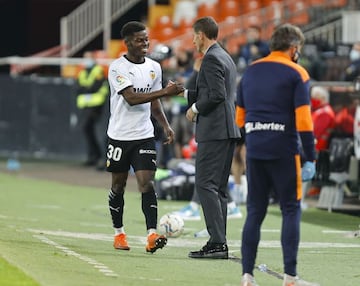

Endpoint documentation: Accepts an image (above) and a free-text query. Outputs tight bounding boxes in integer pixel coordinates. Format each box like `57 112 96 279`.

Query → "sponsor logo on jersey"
116 75 125 84
150 70 155 80
134 86 152 93
139 149 156 155
245 121 285 133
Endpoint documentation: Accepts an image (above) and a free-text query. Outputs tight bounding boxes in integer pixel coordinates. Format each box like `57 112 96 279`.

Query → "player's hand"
301 161 316 181
186 108 197 122
163 126 175 145
166 81 184 96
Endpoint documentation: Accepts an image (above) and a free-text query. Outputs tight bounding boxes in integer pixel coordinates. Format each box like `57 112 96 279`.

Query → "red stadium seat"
287 1 309 26
219 0 241 22
241 0 262 14
197 3 220 21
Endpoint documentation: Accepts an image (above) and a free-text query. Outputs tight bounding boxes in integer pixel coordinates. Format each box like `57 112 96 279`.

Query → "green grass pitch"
0 172 359 286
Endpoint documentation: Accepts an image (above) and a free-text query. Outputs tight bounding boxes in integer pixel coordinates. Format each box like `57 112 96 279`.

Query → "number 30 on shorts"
107 144 122 161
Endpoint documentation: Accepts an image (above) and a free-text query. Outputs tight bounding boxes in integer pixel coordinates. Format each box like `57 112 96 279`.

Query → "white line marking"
33 234 118 277
28 229 360 249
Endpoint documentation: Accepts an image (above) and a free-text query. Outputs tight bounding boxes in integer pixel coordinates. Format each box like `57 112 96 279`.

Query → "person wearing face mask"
236 24 318 286
306 86 335 196
76 51 109 167
343 42 360 81
311 86 335 152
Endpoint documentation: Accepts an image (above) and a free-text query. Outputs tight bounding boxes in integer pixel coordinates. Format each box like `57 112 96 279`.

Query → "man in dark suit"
184 16 241 259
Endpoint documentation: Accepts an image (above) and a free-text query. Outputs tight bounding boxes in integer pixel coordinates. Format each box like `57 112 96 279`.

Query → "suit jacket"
188 43 241 142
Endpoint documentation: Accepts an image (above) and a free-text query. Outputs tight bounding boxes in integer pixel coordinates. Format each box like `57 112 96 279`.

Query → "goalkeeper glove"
301 161 316 181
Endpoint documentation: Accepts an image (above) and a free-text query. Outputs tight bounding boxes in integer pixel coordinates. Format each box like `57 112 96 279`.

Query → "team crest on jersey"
116 75 125 84
150 70 156 80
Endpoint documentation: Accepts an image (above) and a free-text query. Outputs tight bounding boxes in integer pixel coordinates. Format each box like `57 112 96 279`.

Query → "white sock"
147 228 156 235
114 227 125 235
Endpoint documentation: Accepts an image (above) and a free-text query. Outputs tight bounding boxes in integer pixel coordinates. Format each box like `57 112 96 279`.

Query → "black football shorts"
106 137 157 173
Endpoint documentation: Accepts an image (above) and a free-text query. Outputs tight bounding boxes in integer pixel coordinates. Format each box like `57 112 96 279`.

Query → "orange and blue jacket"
236 51 315 162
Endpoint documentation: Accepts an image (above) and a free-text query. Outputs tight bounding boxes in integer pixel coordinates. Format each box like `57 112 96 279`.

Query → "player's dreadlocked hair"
269 23 305 52
121 21 146 39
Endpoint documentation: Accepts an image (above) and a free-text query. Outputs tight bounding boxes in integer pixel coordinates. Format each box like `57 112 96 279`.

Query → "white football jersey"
107 56 163 140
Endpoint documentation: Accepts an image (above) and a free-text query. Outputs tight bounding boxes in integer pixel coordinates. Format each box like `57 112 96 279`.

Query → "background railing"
60 0 142 57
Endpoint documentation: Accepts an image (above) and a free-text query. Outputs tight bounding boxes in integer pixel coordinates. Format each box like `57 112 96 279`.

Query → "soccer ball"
159 213 184 238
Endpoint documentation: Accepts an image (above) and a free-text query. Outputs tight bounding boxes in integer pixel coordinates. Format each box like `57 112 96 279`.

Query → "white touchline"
29 229 360 249
33 234 118 277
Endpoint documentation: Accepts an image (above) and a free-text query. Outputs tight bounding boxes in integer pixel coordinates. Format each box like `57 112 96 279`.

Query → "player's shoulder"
109 55 126 67
145 56 161 68
253 54 309 82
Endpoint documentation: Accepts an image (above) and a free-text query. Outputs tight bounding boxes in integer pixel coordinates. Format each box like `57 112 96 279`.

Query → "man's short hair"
193 17 218 40
121 21 146 39
269 23 305 52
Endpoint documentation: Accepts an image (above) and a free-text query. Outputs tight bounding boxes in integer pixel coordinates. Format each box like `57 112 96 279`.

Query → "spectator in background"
76 51 109 167
306 86 335 197
171 49 196 159
333 97 358 138
229 128 247 205
343 42 360 82
237 25 270 73
311 86 335 152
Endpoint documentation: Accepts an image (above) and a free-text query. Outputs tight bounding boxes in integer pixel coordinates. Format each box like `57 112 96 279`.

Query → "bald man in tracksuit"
236 24 318 286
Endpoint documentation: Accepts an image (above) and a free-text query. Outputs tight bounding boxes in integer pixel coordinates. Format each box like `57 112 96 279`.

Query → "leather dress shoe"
188 242 228 259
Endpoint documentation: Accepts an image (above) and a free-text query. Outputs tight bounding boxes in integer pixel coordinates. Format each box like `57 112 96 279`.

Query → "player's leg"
241 158 270 276
132 138 167 253
230 142 247 204
272 155 301 277
106 138 131 250
110 172 130 250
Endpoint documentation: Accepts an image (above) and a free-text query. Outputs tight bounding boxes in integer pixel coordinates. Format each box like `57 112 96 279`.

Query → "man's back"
239 52 310 159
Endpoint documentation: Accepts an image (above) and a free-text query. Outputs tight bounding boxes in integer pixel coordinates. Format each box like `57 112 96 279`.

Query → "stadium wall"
0 75 109 161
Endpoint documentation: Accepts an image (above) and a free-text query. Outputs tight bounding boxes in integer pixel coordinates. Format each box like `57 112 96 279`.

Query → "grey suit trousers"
195 139 235 244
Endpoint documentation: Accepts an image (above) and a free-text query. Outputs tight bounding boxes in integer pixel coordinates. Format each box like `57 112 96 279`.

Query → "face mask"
84 59 95 69
350 49 360 62
311 98 322 110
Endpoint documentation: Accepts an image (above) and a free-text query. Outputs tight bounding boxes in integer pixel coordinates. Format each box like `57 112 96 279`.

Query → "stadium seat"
309 0 325 6
219 0 241 22
241 0 262 14
286 1 309 26
243 10 262 28
328 0 348 8
225 34 247 55
176 18 194 36
263 1 283 27
261 0 281 6
154 15 173 30
197 3 220 21
172 0 197 27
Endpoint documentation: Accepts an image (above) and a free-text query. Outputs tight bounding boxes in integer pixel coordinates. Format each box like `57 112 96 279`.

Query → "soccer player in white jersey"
106 21 184 253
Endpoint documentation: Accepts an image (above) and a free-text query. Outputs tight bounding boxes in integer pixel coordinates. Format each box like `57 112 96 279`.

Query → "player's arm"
151 99 174 144
296 105 316 162
235 80 246 128
121 82 184 106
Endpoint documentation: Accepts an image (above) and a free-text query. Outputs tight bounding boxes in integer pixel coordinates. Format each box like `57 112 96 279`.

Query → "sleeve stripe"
296 105 313 132
236 106 246 128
